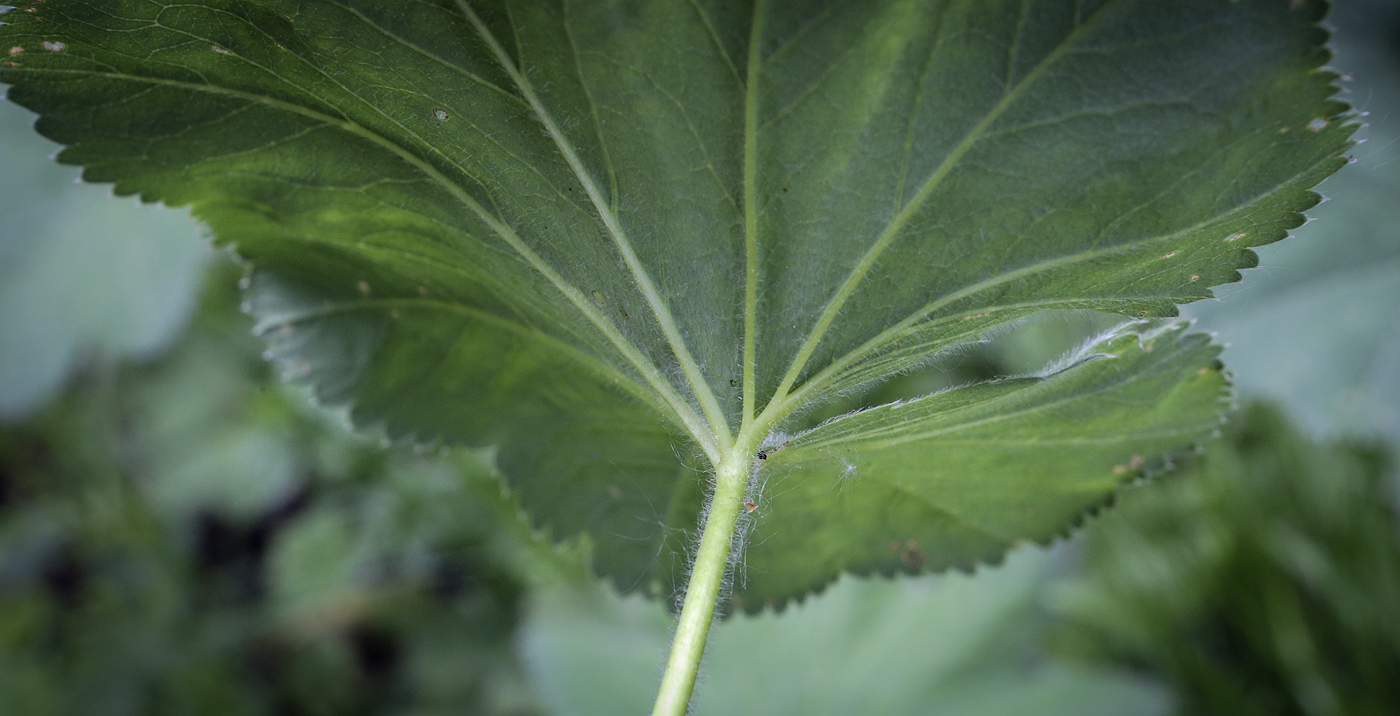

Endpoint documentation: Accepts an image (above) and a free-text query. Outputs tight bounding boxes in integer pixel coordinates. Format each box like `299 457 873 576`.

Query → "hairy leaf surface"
0 0 1350 604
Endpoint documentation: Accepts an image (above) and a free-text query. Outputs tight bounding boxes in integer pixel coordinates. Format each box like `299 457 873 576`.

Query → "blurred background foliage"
2 1 1399 715
0 260 552 716
1055 404 1400 716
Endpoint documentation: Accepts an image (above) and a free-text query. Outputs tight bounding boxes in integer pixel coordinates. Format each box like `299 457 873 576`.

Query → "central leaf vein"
741 0 766 428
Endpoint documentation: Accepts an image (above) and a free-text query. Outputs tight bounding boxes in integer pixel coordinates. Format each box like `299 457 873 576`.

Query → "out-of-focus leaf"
268 507 366 631
522 546 1171 716
0 98 207 420
1053 403 1400 716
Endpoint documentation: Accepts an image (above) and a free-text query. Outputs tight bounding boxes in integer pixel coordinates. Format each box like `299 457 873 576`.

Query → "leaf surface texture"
0 0 1350 603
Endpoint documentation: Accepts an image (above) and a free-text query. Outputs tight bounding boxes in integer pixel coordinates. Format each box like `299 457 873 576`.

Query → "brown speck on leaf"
1190 274 1201 282
901 540 925 570
210 44 232 55
8 47 23 55
1225 232 1245 242
743 501 758 513
356 280 370 296
42 40 63 51
1161 251 1177 259
1129 454 1144 470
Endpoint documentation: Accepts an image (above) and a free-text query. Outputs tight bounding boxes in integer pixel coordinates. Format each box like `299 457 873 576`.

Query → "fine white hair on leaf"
760 430 794 452
1023 318 1185 380
708 461 776 598
836 456 858 491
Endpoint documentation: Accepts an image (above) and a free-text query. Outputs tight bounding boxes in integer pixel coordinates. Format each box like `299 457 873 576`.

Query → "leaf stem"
651 445 753 716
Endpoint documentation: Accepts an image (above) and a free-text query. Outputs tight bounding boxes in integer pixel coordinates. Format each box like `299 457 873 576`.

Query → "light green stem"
651 448 752 716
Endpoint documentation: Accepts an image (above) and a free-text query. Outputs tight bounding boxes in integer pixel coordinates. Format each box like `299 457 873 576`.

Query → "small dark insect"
756 442 787 461
743 501 758 513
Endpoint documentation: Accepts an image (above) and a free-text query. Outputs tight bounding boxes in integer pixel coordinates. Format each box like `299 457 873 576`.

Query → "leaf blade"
0 0 1350 605
747 322 1227 605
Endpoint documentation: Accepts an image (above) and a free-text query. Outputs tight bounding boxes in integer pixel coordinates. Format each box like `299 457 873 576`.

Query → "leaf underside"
0 0 1350 607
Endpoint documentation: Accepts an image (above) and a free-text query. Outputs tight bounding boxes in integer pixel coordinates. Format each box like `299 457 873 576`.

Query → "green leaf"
0 0 1349 604
1183 0 1400 444
746 321 1226 604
